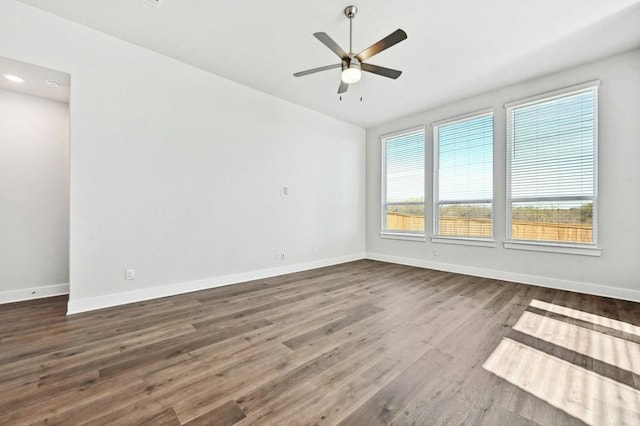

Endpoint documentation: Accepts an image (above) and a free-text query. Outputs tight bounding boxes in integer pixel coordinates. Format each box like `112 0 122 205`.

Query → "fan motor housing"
342 56 361 72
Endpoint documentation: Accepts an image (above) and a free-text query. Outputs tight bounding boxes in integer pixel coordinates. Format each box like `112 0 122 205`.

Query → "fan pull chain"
337 95 363 102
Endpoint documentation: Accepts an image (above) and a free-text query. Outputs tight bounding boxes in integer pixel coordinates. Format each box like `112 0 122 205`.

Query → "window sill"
380 232 427 242
503 241 602 257
431 236 496 248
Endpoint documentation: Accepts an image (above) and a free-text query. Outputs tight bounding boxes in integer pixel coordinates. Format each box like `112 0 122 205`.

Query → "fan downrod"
344 6 357 19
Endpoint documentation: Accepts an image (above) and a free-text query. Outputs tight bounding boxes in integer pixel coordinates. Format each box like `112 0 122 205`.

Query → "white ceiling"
15 0 640 128
0 56 70 103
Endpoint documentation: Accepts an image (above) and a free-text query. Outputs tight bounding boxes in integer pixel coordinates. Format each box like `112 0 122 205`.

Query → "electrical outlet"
281 186 289 197
432 248 439 256
125 269 135 280
280 251 286 260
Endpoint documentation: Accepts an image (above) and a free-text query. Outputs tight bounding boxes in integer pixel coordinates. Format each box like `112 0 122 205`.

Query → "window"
381 127 425 237
506 83 598 246
433 111 493 240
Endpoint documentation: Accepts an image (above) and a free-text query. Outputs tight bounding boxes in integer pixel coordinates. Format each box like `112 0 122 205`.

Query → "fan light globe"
341 67 361 84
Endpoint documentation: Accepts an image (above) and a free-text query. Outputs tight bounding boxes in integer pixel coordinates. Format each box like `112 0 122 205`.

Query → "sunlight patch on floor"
529 299 640 337
513 310 640 375
483 338 640 425
483 300 640 425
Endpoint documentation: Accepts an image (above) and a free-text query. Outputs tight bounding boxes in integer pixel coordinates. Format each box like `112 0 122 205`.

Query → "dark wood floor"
1 260 639 425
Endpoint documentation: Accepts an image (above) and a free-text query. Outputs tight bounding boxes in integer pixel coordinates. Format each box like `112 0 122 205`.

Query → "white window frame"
380 126 426 241
432 109 495 246
504 81 601 256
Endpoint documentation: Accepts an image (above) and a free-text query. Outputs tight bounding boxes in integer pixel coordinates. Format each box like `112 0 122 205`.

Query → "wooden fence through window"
386 213 592 244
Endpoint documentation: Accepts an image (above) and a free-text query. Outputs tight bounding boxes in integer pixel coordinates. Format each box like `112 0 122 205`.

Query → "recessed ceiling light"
4 74 24 83
45 79 63 88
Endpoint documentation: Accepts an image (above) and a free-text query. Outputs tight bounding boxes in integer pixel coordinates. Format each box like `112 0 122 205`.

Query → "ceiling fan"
293 5 407 94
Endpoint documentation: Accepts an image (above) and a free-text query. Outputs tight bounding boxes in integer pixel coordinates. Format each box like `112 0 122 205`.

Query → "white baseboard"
61 250 640 315
366 252 640 304
67 253 367 315
0 283 69 305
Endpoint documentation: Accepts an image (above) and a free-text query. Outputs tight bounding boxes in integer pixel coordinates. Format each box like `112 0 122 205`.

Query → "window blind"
434 112 493 238
506 85 597 245
382 128 425 234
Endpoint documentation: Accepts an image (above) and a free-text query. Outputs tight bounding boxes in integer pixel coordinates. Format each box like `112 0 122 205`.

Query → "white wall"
366 48 640 301
0 1 366 313
0 89 69 300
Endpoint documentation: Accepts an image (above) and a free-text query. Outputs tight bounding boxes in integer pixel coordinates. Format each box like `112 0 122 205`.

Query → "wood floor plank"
184 400 246 426
79 397 181 425
0 259 638 425
99 318 273 379
0 374 146 425
337 348 455 426
281 303 384 350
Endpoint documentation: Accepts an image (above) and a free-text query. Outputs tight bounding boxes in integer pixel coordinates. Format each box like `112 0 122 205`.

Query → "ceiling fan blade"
293 63 342 77
338 81 349 94
314 32 349 60
361 63 403 79
355 29 407 62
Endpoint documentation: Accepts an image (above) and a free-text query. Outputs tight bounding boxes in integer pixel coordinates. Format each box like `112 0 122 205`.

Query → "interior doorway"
0 56 70 309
